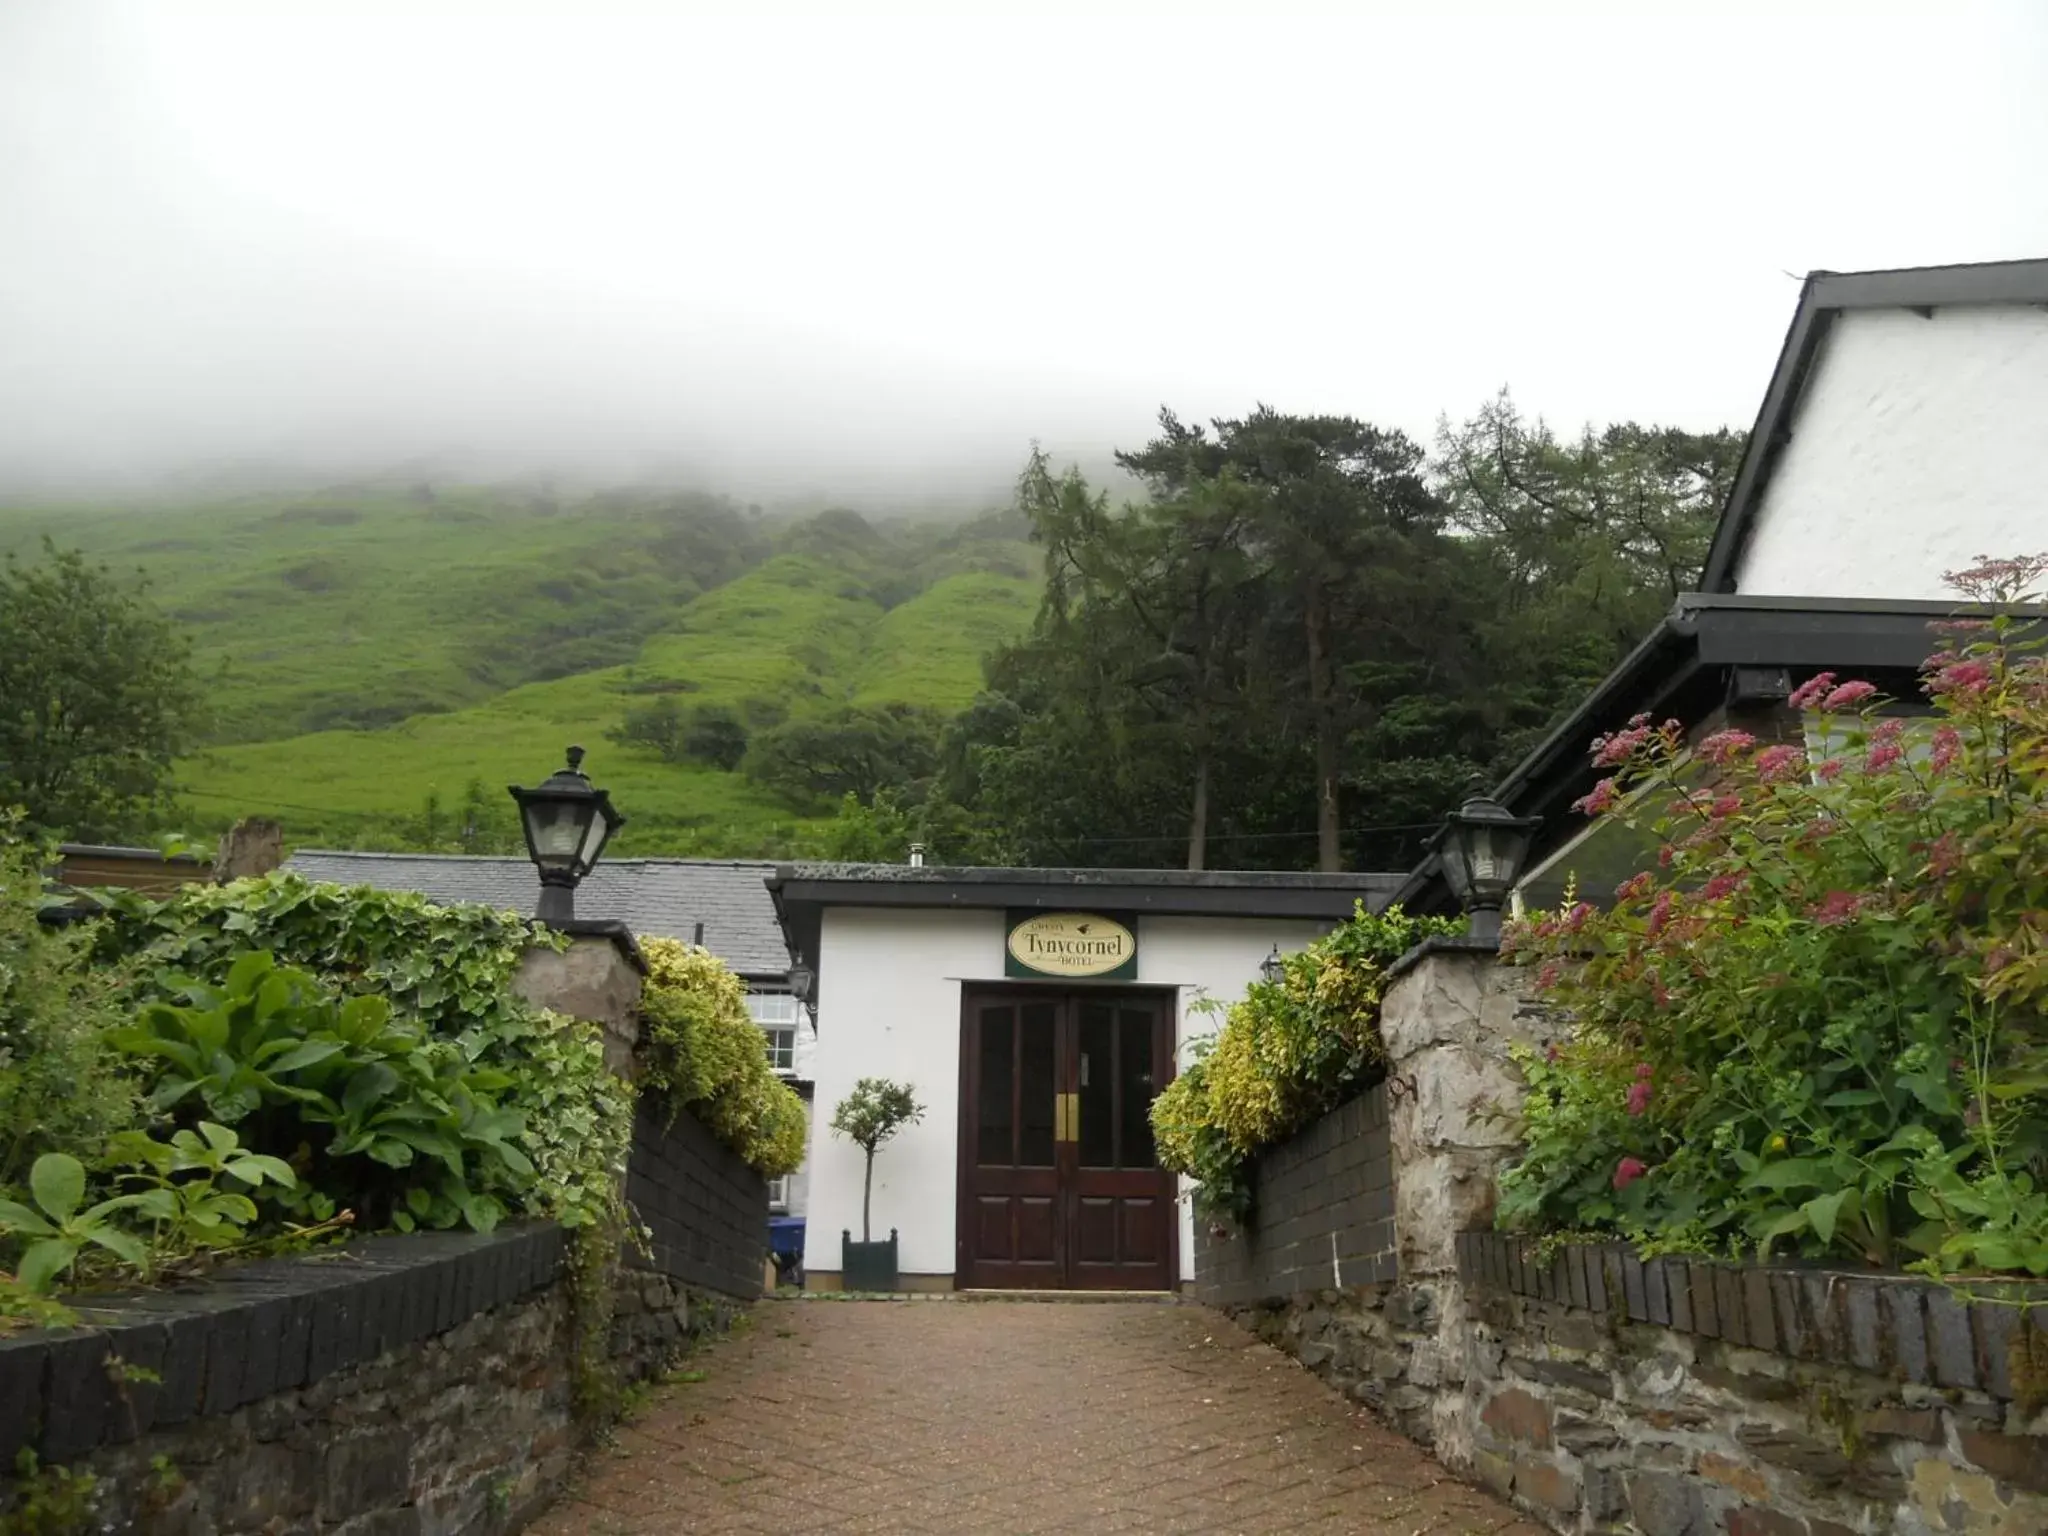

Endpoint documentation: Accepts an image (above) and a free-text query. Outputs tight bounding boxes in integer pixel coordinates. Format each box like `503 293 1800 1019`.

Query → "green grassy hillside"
1 488 1041 854
0 485 767 743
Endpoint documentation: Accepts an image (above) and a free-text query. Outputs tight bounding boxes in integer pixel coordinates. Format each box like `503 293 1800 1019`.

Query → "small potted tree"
830 1077 923 1292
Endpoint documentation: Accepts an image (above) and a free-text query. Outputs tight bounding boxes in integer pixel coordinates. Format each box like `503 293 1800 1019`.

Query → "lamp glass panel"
1438 838 1471 900
574 807 611 872
1466 824 1505 887
526 800 591 866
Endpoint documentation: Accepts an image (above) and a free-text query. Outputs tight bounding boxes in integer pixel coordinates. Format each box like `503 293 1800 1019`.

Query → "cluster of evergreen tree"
826 393 1743 873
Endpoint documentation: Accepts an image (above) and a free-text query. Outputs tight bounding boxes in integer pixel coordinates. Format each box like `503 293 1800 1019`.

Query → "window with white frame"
746 991 799 1073
767 1175 789 1212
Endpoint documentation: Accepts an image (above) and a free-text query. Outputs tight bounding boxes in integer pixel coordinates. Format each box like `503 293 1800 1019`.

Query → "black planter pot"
841 1228 899 1292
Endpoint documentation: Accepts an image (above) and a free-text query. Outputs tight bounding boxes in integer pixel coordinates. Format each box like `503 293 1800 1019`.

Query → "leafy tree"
682 704 749 772
1017 446 1267 869
607 695 687 762
1435 391 1744 764
830 1077 924 1243
811 788 1015 867
0 542 203 840
1117 408 1448 871
744 705 942 809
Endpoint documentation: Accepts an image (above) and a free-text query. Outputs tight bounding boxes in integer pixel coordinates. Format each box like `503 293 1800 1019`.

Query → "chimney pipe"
908 843 926 868
692 921 705 945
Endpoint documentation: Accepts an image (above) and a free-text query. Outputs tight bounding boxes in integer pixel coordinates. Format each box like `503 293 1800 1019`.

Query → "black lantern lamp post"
1431 792 1541 946
1259 945 1285 986
786 959 814 1011
508 745 625 927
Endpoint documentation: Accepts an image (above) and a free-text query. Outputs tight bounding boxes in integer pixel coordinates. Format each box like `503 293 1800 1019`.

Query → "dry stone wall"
1 1100 768 1534
1199 946 2048 1536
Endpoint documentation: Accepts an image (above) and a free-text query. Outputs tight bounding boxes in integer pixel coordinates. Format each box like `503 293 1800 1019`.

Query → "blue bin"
768 1216 806 1285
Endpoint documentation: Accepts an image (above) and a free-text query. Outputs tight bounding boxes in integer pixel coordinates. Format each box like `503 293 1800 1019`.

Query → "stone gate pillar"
1378 937 1554 1465
512 919 647 1075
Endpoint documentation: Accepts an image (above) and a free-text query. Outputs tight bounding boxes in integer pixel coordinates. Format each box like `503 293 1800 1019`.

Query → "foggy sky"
5 0 2047 505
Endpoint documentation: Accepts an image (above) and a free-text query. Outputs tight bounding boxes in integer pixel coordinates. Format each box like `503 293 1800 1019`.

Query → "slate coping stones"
0 1222 565 1468
1458 1235 2048 1407
0 1333 51 1469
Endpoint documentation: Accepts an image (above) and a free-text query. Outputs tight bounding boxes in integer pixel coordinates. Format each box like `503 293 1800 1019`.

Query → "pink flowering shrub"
1499 555 2048 1276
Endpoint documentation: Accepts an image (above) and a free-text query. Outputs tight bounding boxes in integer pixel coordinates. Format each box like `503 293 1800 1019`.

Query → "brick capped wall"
1193 1083 1395 1308
627 1100 769 1300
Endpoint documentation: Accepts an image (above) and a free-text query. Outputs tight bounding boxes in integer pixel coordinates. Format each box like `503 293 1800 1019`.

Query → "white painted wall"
804 907 998 1277
801 905 1335 1284
1736 305 2048 601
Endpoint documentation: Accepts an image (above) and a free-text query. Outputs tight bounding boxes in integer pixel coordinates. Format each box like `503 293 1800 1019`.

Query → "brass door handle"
1055 1092 1079 1143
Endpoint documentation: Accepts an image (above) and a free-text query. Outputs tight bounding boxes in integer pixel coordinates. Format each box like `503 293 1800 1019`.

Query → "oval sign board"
1005 911 1137 980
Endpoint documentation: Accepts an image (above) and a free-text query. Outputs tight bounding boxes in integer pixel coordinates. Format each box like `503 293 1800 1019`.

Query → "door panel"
959 994 1062 1288
959 988 1177 1291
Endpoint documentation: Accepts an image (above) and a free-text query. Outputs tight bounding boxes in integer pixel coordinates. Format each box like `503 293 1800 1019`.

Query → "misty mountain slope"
170 533 1040 853
0 486 769 743
853 571 1037 710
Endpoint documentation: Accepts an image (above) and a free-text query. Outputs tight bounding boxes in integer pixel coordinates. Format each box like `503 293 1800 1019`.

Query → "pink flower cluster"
1755 744 1806 783
1930 725 1963 774
1927 655 1995 700
1788 672 1837 710
1591 712 1657 767
1808 890 1869 927
1625 1063 1653 1117
1573 776 1621 816
1701 871 1747 902
1942 552 2048 604
1697 729 1756 766
1612 1157 1648 1191
1646 889 1676 939
1822 680 1878 711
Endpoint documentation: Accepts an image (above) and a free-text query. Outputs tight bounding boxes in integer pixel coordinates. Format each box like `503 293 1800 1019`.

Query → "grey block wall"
627 1099 769 1299
1193 1082 1395 1307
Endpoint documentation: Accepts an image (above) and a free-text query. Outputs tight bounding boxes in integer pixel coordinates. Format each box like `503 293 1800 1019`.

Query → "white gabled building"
1395 256 2048 917
768 865 1405 1293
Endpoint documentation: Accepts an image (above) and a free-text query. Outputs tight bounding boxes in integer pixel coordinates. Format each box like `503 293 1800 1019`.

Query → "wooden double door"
957 987 1177 1291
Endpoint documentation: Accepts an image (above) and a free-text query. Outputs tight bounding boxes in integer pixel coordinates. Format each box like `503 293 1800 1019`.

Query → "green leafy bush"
1502 555 2048 1276
1151 902 1459 1222
83 874 633 1225
638 937 807 1178
0 814 138 1191
0 1154 151 1294
0 874 636 1300
84 872 549 1047
106 950 536 1234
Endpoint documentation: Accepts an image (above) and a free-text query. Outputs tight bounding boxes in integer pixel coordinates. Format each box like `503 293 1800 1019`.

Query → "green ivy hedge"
1150 903 1458 1222
637 936 808 1179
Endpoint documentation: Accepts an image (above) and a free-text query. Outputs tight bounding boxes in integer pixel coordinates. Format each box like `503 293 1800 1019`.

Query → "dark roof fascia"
1389 592 2040 913
1495 592 2022 808
56 843 208 867
765 866 1405 922
1699 258 2048 594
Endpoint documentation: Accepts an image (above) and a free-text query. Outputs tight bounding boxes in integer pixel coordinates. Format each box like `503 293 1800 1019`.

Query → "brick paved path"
533 1299 1543 1535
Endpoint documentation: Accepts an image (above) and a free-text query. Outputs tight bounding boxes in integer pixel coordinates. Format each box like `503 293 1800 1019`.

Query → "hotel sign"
1005 910 1138 980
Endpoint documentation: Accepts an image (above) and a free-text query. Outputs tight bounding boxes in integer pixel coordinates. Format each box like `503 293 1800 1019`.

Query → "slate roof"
283 851 794 978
